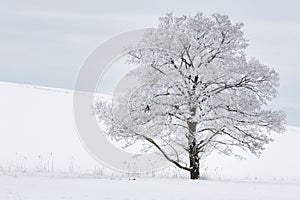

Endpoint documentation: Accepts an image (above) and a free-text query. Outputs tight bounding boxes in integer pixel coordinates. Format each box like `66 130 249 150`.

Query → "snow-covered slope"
0 81 99 173
0 81 299 180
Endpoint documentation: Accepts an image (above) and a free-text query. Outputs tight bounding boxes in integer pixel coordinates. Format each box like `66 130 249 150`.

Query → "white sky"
0 0 299 126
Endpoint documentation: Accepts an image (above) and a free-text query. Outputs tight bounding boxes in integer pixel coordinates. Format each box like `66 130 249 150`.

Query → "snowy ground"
1 175 300 200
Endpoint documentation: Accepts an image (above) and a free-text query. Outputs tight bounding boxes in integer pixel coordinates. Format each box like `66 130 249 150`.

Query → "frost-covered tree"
96 13 286 179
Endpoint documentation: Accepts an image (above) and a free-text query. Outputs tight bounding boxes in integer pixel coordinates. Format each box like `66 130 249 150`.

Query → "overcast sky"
0 0 299 126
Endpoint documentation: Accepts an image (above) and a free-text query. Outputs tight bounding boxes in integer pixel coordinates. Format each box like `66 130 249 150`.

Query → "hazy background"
0 0 299 126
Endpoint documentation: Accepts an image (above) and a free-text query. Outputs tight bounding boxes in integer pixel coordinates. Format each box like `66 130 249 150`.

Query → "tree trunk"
190 161 200 179
188 120 200 180
189 140 200 179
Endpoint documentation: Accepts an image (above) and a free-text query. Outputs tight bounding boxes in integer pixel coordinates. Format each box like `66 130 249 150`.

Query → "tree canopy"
96 13 286 179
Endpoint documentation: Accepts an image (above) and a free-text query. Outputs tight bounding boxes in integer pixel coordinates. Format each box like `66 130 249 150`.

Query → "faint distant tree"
96 13 286 179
